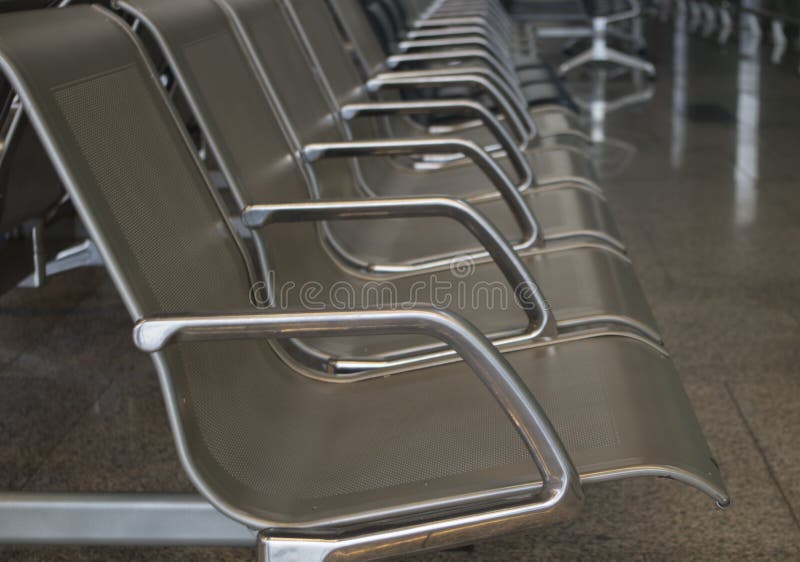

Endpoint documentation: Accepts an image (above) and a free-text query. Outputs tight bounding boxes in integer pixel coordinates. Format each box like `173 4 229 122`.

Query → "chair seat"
274 242 659 360
167 334 724 527
358 144 600 200
329 183 623 260
440 116 591 155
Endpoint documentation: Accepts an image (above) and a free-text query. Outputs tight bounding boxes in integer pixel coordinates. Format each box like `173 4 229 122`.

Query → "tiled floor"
1 14 800 562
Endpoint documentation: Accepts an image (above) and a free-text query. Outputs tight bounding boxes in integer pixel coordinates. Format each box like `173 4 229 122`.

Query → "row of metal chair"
0 0 727 560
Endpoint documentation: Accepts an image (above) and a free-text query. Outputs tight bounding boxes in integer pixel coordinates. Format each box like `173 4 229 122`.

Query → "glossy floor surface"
1 16 800 561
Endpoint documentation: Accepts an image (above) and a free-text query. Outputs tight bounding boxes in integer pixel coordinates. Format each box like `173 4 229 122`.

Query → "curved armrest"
405 25 496 41
369 68 537 141
300 138 540 248
398 36 498 54
339 100 531 187
134 307 580 552
413 16 498 31
386 48 521 99
242 196 551 333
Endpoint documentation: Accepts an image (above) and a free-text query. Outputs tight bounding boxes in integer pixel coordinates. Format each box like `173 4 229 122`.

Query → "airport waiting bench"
0 1 727 560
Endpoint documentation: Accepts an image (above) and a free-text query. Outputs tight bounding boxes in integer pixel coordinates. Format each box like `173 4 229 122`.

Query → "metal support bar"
0 493 255 546
367 72 532 144
242 196 551 332
339 100 532 187
134 308 581 548
300 138 541 249
18 238 103 288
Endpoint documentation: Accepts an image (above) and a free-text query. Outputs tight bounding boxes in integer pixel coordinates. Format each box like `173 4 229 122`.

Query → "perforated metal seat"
0 10 727 558
118 0 661 359
332 0 588 130
327 0 595 164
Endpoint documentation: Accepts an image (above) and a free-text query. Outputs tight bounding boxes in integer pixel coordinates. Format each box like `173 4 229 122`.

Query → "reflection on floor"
1 18 800 561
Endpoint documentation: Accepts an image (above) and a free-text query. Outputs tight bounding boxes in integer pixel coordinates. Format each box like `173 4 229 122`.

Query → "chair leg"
605 47 657 76
557 48 595 76
718 5 733 45
17 239 103 288
770 19 787 65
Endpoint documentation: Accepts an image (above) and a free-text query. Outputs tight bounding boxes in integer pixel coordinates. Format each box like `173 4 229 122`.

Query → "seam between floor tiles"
725 381 800 532
0 291 103 375
16 377 118 491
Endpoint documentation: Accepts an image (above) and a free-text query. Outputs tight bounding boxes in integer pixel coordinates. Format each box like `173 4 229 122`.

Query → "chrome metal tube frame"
385 48 524 102
242 196 550 332
0 493 255 545
134 308 581 558
301 138 541 249
367 71 533 144
370 67 535 138
378 63 531 125
405 25 501 44
339 100 531 187
413 16 500 31
398 36 508 58
424 6 508 32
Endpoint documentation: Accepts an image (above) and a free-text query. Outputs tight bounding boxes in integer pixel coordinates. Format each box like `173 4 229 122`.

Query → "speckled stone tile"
21 367 191 493
729 373 800 524
0 268 105 371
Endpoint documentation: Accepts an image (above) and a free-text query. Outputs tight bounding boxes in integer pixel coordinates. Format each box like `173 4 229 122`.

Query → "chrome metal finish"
338 100 531 186
366 72 530 144
368 66 537 140
136 307 582 551
18 238 103 288
24 218 45 288
330 329 668 380
0 493 255 546
242 196 551 332
556 1 656 77
385 48 523 102
300 138 541 247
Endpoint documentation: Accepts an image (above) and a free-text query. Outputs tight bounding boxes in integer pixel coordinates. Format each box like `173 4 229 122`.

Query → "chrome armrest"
398 37 498 54
385 48 520 99
405 25 495 41
413 16 496 30
367 71 532 144
242 196 551 333
134 306 580 555
300 138 540 248
339 100 531 187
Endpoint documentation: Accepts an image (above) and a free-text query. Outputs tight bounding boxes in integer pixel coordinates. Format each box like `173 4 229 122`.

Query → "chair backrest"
285 0 395 110
121 0 393 327
328 0 394 78
214 0 401 195
0 4 354 529
0 5 256 320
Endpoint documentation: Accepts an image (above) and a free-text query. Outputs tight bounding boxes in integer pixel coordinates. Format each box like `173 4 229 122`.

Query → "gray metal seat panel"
428 117 592 153
529 105 589 138
0 6 725 535
328 183 622 261
159 334 723 526
118 0 652 351
290 241 658 359
356 144 599 197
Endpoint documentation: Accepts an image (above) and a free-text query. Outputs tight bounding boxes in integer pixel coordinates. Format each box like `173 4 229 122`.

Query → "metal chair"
326 0 595 167
280 0 620 246
115 0 663 370
368 0 583 111
0 9 728 559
